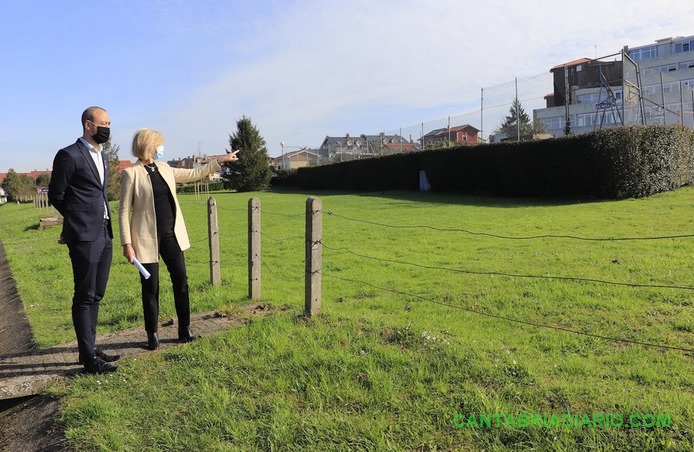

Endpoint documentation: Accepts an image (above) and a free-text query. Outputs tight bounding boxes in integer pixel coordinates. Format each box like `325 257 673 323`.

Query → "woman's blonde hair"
131 128 165 160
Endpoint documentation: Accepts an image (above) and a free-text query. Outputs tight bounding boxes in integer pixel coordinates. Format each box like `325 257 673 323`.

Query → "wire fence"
379 51 694 147
626 63 694 128
178 195 694 354
383 72 552 145
318 207 694 353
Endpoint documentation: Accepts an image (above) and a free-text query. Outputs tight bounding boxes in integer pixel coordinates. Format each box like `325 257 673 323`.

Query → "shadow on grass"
267 186 614 208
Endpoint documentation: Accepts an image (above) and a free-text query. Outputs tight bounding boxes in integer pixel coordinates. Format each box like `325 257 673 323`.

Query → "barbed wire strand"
259 232 305 245
261 259 304 283
322 244 694 291
324 211 694 242
322 272 694 353
169 203 692 351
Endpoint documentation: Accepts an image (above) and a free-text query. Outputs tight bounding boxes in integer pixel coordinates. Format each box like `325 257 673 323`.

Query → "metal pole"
621 49 627 126
448 116 451 144
680 81 685 126
564 65 571 135
515 77 520 141
625 49 647 125
480 87 484 143
660 72 666 125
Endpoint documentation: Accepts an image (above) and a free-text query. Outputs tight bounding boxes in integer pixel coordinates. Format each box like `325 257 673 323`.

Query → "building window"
540 117 564 131
578 91 621 105
663 82 679 93
640 62 680 74
675 40 694 53
577 93 598 104
576 113 596 127
599 114 619 125
630 46 657 61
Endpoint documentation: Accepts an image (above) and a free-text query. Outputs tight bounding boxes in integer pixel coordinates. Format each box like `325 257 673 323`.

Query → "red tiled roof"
449 124 479 133
0 160 134 183
551 57 592 70
117 160 133 172
0 171 49 183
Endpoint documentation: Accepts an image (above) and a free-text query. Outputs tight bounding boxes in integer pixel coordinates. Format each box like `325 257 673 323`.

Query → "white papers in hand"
132 257 151 279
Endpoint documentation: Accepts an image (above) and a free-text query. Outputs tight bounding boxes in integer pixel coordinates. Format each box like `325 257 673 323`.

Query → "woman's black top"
144 163 176 238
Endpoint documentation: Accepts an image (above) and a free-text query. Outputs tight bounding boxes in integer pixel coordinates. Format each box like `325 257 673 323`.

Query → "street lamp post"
280 141 285 170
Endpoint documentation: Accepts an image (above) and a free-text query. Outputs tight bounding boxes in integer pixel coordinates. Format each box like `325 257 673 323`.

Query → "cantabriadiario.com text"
453 413 671 429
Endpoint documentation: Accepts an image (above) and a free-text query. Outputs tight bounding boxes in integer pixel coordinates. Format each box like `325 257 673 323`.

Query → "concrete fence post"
208 196 221 285
248 197 261 299
305 197 322 316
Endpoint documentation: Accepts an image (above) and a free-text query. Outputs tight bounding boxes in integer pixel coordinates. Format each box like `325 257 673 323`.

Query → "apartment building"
534 34 694 137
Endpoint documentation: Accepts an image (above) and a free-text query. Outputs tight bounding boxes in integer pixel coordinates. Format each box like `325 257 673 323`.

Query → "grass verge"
0 187 692 450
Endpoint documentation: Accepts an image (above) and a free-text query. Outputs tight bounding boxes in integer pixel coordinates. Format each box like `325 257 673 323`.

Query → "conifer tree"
102 139 121 201
222 116 271 192
35 173 51 188
495 99 547 141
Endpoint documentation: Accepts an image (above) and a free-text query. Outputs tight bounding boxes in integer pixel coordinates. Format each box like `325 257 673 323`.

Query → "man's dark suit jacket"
48 139 113 241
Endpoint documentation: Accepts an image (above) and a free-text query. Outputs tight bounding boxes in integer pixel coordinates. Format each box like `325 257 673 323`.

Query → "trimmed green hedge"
293 125 694 199
177 181 225 193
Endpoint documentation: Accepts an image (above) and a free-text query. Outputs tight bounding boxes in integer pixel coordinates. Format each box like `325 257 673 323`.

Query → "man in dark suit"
48 106 120 374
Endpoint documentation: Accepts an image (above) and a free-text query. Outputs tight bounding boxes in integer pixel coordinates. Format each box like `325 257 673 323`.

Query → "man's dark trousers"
68 220 112 361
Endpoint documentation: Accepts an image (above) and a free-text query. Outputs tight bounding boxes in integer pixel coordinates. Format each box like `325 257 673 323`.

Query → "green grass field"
0 188 692 450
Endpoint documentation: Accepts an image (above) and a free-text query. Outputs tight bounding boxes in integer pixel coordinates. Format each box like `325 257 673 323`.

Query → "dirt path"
0 239 262 451
0 241 70 451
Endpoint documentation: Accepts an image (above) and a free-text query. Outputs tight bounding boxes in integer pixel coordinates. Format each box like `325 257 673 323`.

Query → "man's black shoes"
79 348 121 365
95 348 120 362
84 356 118 374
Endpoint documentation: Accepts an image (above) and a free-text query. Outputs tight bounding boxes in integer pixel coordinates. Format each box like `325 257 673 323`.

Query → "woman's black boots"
147 332 160 350
178 327 200 343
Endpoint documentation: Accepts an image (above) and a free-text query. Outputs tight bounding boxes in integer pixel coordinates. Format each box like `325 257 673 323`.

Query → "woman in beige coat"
119 128 239 350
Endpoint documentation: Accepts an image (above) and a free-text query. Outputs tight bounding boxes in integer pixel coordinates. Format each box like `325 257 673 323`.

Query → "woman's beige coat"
119 160 221 263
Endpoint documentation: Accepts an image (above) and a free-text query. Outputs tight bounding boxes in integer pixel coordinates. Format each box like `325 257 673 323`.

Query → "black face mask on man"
89 121 110 144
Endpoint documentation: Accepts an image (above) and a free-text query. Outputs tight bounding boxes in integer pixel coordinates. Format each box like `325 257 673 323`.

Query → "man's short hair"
81 106 107 128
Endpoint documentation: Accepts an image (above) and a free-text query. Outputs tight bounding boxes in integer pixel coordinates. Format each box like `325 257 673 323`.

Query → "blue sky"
2 0 694 173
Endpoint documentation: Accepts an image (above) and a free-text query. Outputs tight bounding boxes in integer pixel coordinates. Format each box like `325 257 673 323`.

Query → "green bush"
293 125 694 199
593 125 694 198
177 181 225 193
269 169 299 187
